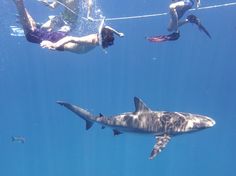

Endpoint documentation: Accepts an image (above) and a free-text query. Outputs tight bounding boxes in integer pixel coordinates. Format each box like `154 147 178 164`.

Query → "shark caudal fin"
57 101 95 130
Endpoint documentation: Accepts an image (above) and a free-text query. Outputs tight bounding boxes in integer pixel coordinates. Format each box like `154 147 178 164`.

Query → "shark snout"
185 115 216 132
205 117 216 127
196 116 216 129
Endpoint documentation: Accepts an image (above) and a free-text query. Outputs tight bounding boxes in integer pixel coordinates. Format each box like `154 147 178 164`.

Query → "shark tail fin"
11 136 15 142
57 101 95 130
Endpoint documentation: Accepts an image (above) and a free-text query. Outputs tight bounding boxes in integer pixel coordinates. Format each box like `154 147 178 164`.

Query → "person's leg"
41 16 64 31
168 1 185 32
178 19 189 27
87 0 93 21
40 36 75 49
40 17 56 31
13 0 37 33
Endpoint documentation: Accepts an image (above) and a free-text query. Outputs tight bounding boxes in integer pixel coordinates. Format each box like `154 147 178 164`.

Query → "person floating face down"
147 0 211 43
40 20 125 54
38 0 94 32
13 0 124 54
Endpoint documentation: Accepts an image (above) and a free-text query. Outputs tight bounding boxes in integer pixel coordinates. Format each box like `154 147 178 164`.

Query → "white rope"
103 12 168 21
191 2 236 10
93 2 236 22
51 1 236 22
55 0 77 15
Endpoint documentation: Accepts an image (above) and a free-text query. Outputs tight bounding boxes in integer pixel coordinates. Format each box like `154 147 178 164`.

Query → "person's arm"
40 36 77 49
38 0 58 9
40 35 97 50
104 26 125 37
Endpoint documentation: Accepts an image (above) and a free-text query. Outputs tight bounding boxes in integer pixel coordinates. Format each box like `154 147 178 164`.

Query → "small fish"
11 136 25 143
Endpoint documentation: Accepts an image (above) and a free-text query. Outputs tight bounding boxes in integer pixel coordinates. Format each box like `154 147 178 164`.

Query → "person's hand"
40 40 56 50
187 14 197 23
87 16 94 22
119 32 125 37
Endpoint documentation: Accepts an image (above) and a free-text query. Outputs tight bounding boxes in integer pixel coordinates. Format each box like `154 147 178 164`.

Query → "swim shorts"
25 28 68 44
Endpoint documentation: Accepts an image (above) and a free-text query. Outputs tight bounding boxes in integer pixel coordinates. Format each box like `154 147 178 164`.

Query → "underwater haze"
0 0 236 176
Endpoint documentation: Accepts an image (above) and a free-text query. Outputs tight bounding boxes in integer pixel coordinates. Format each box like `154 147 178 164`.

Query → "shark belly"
100 113 165 136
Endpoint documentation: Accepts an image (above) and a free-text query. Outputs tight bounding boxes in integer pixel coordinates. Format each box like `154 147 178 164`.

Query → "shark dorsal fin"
134 97 151 113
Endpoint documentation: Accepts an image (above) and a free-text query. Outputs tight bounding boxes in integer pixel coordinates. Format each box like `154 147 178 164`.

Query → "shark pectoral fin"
149 135 171 160
86 120 93 130
113 129 122 136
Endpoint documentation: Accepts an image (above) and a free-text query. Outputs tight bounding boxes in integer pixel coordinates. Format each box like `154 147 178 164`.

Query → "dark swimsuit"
25 28 68 44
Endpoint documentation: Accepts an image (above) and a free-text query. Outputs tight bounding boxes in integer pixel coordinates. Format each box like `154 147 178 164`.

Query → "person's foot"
58 25 71 32
187 14 200 25
167 31 180 41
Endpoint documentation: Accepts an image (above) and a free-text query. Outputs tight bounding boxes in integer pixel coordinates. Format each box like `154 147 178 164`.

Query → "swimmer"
38 0 93 32
13 0 124 53
11 136 25 143
147 0 211 42
40 19 125 54
168 0 200 32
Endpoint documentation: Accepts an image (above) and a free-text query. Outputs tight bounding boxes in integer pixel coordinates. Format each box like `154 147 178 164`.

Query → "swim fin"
147 31 180 42
187 14 212 39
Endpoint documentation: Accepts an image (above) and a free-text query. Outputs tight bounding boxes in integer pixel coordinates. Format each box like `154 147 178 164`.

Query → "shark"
57 97 215 159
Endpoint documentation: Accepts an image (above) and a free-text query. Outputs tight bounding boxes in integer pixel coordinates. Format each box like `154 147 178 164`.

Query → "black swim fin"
147 31 180 43
187 14 211 39
198 23 212 39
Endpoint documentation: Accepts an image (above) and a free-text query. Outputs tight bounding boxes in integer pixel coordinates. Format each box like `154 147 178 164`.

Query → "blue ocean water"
0 0 236 175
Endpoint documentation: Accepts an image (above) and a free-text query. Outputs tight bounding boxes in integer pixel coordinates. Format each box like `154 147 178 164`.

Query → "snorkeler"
147 0 211 42
38 0 93 32
40 19 125 54
13 0 124 53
